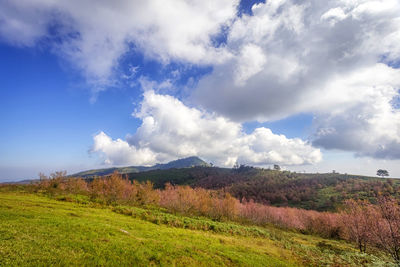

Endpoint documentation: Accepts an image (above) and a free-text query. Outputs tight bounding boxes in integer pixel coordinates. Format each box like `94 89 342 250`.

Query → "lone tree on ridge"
377 169 389 177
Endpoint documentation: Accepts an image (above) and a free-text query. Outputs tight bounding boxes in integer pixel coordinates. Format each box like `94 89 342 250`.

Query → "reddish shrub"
340 199 372 252
159 184 238 220
64 178 89 194
369 197 400 263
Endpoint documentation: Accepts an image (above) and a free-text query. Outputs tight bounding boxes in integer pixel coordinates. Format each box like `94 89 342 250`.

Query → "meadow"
0 184 395 266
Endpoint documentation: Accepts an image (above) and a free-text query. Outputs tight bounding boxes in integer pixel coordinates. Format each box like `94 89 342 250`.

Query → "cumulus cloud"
91 132 157 166
234 44 266 85
3 0 400 162
192 0 400 159
312 64 400 159
195 0 400 119
0 0 238 89
92 90 321 167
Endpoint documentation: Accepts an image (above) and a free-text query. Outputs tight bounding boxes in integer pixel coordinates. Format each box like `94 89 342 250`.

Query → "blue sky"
0 43 143 177
1 0 400 181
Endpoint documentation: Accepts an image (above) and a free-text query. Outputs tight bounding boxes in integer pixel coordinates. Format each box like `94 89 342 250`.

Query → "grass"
0 191 394 266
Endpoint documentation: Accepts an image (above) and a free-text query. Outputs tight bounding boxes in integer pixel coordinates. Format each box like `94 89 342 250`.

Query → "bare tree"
370 196 400 264
341 199 372 252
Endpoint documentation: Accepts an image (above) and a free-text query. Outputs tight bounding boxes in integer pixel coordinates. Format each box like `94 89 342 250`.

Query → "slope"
0 192 390 266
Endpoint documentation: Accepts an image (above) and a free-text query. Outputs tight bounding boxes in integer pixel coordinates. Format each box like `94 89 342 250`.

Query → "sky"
1 0 400 182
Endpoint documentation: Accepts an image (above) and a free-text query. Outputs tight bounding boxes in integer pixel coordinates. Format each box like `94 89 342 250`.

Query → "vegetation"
0 192 294 266
122 166 400 211
71 158 400 212
3 171 400 265
0 188 392 266
377 169 390 177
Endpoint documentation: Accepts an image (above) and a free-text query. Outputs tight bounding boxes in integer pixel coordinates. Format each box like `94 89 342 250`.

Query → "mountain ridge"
72 156 209 178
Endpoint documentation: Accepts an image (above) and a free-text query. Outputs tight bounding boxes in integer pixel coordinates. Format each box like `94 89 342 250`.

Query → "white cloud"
312 64 400 159
0 0 238 90
92 90 322 167
234 44 266 85
91 132 157 166
3 0 400 162
321 7 347 25
192 0 400 159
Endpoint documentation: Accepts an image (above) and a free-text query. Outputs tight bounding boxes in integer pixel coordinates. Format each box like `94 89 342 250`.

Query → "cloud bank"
193 0 400 159
92 90 322 167
2 0 400 162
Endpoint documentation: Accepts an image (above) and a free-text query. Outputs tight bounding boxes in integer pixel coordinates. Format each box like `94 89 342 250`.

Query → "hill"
71 159 400 212
72 156 209 178
0 191 391 266
125 166 400 211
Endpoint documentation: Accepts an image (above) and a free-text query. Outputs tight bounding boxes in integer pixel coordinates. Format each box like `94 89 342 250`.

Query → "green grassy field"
0 192 393 266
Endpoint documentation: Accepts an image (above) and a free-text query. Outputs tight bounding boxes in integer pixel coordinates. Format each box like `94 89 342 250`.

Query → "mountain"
152 156 209 170
72 156 209 178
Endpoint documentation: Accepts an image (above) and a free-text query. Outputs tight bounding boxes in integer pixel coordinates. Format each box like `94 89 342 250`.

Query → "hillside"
70 159 400 212
72 156 209 178
0 191 391 266
125 166 400 211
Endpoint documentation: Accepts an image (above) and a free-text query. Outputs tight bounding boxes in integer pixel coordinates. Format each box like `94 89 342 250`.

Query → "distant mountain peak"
72 156 209 178
157 156 209 169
